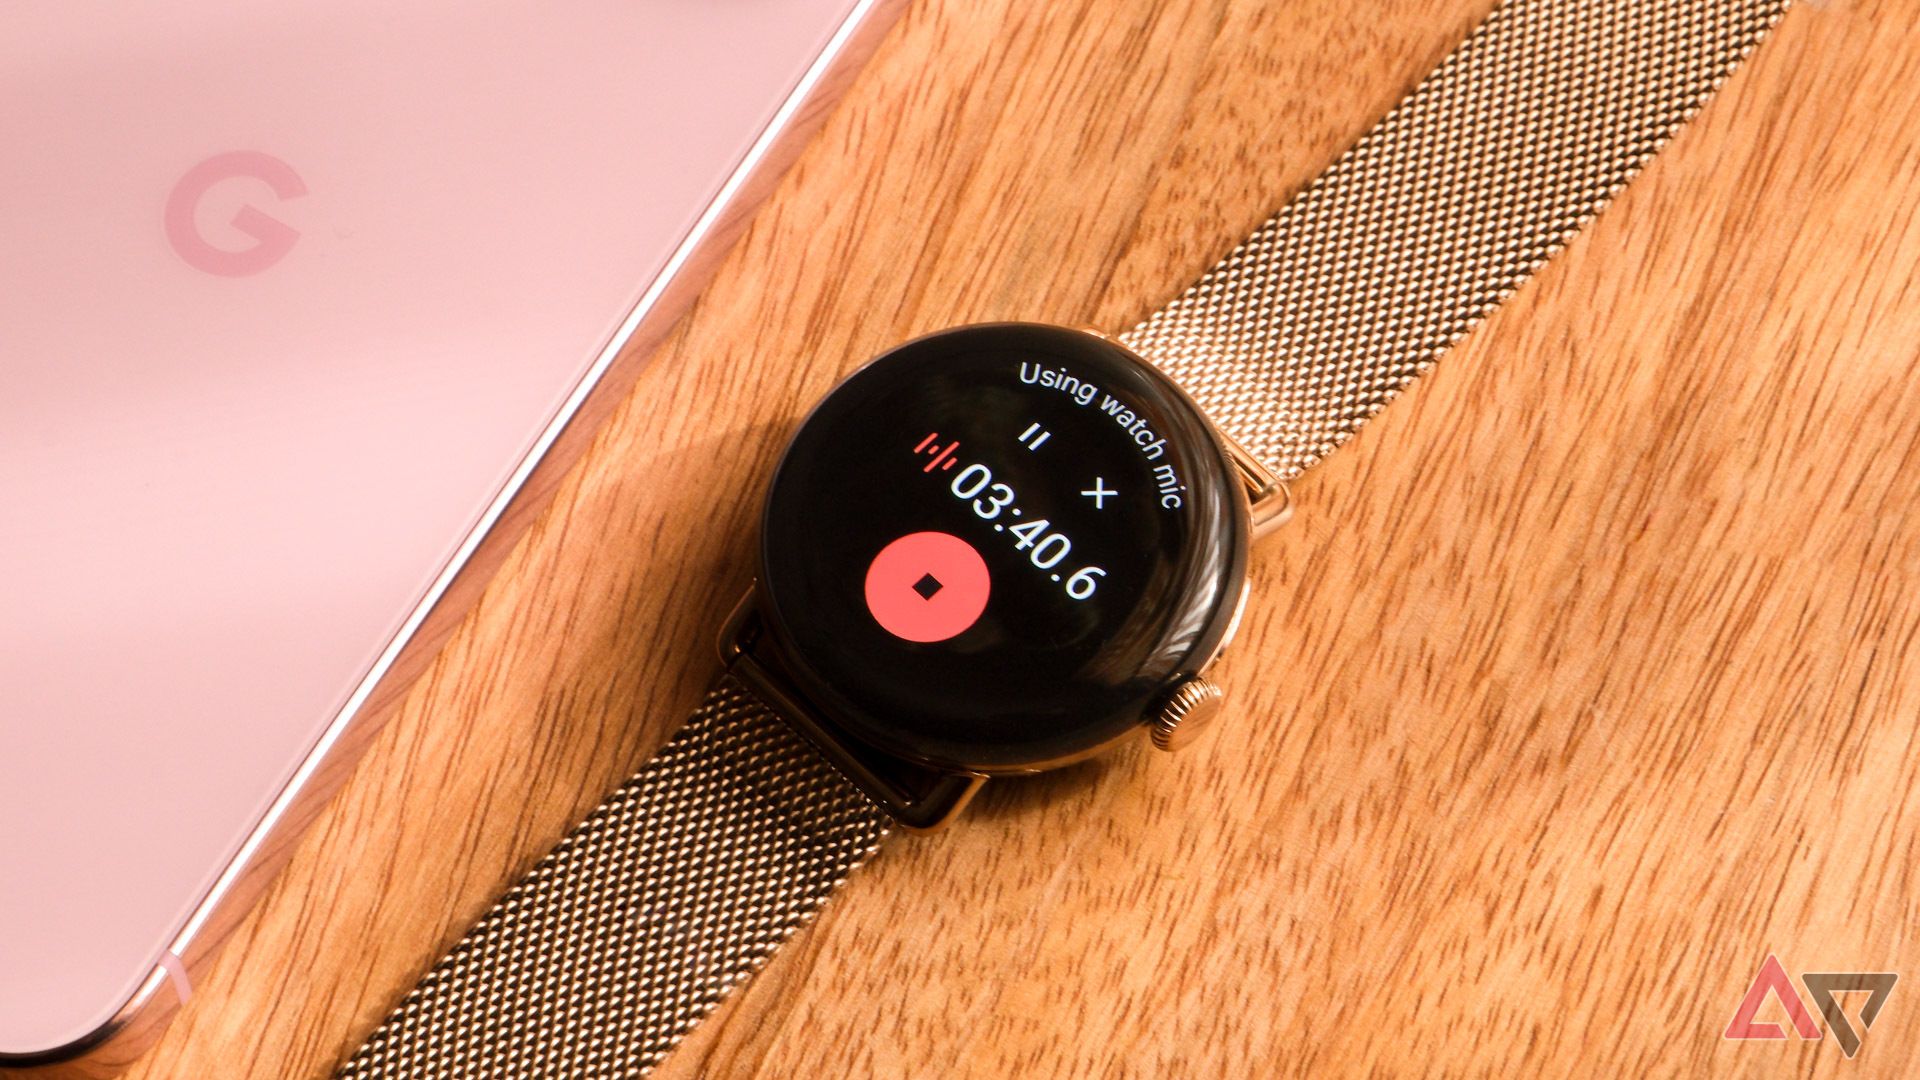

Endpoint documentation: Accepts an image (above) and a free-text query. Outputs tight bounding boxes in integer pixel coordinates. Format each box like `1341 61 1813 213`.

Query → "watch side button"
1149 676 1224 752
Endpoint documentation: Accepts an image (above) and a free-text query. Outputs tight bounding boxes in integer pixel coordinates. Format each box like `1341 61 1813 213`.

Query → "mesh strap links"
336 677 889 1079
1122 0 1789 482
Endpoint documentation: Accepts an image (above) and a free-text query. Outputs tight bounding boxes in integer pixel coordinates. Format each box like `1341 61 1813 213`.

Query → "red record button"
864 531 991 643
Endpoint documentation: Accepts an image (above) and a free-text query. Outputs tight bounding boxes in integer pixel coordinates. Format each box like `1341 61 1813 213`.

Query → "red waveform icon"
914 431 960 472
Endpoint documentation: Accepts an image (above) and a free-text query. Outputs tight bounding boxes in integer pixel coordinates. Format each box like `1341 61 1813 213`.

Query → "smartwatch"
336 1 1789 1075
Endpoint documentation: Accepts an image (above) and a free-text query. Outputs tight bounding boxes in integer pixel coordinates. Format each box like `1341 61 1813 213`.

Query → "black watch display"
758 323 1249 772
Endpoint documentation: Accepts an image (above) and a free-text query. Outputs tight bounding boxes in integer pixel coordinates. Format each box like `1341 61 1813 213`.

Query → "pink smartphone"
0 1 903 1073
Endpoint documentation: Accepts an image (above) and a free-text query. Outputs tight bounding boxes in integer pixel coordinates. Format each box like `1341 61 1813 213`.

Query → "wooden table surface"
125 0 1920 1076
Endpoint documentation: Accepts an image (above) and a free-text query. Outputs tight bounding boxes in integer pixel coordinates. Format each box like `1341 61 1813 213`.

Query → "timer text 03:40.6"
914 432 1105 601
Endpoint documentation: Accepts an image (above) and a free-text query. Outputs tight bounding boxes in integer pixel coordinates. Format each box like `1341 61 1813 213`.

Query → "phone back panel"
0 0 884 1056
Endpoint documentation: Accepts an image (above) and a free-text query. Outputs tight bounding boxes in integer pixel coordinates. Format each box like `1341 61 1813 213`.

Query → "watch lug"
719 587 986 832
1215 427 1292 538
717 585 762 667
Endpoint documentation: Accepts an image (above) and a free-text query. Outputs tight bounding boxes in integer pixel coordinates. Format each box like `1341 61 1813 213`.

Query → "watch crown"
1149 676 1224 752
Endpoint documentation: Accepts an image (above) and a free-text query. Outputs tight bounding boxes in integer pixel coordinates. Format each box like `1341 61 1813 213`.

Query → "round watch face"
758 323 1249 772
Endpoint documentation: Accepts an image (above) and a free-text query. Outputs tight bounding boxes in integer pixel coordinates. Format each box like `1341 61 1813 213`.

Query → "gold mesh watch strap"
335 2 1789 1076
1122 0 1789 481
335 677 889 1079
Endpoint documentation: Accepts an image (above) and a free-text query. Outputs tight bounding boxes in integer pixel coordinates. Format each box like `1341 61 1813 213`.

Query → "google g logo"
164 151 306 277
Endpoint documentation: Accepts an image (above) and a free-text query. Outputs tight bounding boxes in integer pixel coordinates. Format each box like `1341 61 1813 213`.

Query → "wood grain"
121 0 1920 1076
